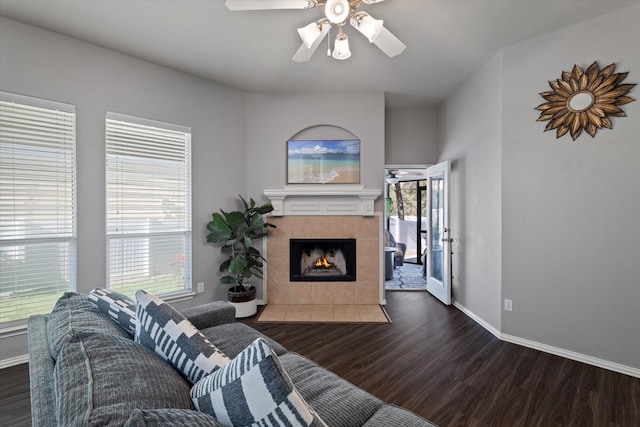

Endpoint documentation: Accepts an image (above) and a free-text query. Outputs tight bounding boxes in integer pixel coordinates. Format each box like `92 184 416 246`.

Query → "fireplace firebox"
290 238 356 282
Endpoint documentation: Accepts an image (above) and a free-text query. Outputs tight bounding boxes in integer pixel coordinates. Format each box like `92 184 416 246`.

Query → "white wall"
385 107 438 164
438 51 503 331
0 17 247 361
245 92 386 300
501 4 640 368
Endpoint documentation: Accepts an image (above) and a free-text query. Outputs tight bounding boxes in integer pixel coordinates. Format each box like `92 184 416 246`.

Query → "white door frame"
425 160 452 305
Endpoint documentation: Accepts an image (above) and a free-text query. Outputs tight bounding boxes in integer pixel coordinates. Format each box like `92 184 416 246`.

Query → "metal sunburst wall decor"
535 62 636 140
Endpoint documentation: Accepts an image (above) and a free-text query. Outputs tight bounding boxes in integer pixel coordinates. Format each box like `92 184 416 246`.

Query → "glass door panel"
426 161 451 305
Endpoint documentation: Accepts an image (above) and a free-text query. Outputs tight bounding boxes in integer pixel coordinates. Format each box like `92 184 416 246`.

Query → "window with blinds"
106 112 192 298
0 92 76 326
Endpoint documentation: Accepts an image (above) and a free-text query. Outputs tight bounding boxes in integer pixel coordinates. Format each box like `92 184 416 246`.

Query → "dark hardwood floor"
0 361 30 427
1 291 638 426
244 292 640 427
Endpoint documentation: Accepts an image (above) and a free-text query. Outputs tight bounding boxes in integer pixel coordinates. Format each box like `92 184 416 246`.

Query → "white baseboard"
0 354 28 369
4 300 637 378
453 301 502 338
452 300 640 379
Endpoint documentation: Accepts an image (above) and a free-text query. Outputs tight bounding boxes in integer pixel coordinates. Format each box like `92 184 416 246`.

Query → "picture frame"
287 139 360 184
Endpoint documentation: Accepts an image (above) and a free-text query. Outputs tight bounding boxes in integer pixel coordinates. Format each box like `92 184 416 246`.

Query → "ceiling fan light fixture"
324 0 350 24
351 12 383 43
297 21 322 48
226 0 406 62
332 31 351 60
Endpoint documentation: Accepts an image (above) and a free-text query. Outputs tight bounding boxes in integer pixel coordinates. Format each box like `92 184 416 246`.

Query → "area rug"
256 304 391 324
385 263 427 290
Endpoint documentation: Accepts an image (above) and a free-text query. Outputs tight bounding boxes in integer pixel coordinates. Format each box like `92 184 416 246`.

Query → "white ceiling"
1 0 637 108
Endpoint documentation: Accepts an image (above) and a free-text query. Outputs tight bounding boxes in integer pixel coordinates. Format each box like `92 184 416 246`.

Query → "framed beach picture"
287 139 360 184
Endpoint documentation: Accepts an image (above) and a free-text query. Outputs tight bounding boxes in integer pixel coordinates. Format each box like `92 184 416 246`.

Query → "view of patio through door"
387 180 426 263
384 167 428 290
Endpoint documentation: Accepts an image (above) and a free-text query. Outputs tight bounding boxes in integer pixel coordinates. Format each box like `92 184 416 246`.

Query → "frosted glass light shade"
332 33 351 60
353 14 383 42
297 22 322 48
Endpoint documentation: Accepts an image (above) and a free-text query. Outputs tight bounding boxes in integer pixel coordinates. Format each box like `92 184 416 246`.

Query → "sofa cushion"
278 352 384 427
54 332 194 426
191 338 327 427
88 287 137 335
201 322 287 358
135 290 230 384
362 404 439 427
124 408 223 427
47 292 131 360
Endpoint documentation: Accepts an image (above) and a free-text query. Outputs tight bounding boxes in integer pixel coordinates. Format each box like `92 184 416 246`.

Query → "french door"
426 161 452 305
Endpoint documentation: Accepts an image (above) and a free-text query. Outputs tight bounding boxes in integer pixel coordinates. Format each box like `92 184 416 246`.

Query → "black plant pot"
227 285 256 302
227 285 257 318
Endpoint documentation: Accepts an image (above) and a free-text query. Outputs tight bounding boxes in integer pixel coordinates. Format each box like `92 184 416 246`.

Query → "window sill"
159 291 196 304
0 323 27 339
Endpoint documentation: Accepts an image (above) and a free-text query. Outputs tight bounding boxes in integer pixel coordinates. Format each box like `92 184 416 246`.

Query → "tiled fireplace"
264 187 382 306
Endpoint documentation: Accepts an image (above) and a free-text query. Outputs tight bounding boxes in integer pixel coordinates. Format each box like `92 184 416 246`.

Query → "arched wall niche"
289 124 359 141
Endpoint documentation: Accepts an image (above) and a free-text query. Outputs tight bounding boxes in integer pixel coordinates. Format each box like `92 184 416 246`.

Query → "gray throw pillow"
88 287 137 335
191 337 327 427
135 290 230 384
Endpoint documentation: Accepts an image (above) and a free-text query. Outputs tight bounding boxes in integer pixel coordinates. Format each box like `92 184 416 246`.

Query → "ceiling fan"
385 169 423 184
224 0 406 62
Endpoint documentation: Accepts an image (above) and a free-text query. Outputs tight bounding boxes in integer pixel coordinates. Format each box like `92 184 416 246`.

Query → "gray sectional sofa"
27 292 437 426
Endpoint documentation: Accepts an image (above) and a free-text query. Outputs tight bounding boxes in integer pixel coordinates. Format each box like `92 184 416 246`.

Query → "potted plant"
206 195 276 317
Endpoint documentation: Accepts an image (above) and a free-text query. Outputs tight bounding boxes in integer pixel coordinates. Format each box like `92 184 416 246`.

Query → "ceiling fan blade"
362 0 385 4
225 0 315 11
292 24 330 62
373 26 407 58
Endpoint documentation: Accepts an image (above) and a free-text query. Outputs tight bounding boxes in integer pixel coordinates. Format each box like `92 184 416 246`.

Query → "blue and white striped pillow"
191 337 327 427
88 288 137 335
135 290 230 384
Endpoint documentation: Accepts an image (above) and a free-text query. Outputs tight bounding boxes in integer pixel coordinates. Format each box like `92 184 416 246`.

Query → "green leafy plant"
206 195 276 291
385 196 394 218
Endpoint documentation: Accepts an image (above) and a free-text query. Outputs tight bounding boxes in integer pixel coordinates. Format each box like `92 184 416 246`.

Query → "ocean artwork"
287 139 360 184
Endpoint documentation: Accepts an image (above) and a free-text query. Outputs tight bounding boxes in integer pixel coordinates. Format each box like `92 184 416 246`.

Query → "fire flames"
314 256 332 269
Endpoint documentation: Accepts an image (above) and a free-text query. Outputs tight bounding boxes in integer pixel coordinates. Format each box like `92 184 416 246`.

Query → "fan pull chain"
327 27 331 56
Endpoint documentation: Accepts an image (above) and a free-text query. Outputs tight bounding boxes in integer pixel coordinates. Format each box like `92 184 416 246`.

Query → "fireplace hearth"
290 238 356 282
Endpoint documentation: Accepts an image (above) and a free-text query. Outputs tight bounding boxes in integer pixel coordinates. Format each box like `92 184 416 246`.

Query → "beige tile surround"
265 215 381 306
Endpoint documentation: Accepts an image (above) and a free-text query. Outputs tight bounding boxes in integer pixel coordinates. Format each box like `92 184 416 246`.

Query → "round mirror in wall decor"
535 62 636 141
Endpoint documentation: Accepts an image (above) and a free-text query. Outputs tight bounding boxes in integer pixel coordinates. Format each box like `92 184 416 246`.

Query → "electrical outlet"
197 282 204 293
504 299 512 311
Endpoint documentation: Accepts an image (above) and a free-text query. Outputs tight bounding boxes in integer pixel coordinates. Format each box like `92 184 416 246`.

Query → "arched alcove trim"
289 124 360 141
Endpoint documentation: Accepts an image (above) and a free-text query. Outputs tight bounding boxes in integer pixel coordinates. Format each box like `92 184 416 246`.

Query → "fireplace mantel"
264 185 381 216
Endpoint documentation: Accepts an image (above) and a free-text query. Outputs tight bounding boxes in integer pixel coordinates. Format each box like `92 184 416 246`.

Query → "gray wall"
0 18 388 363
385 107 438 164
438 4 640 369
246 92 385 196
501 5 640 368
3 4 638 372
245 92 386 301
438 51 503 331
0 17 247 361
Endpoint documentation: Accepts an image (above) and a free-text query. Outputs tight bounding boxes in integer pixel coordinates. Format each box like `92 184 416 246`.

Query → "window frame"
105 112 192 298
0 91 77 328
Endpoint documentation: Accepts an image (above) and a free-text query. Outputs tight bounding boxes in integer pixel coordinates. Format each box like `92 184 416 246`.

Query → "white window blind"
106 112 192 297
0 92 76 326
